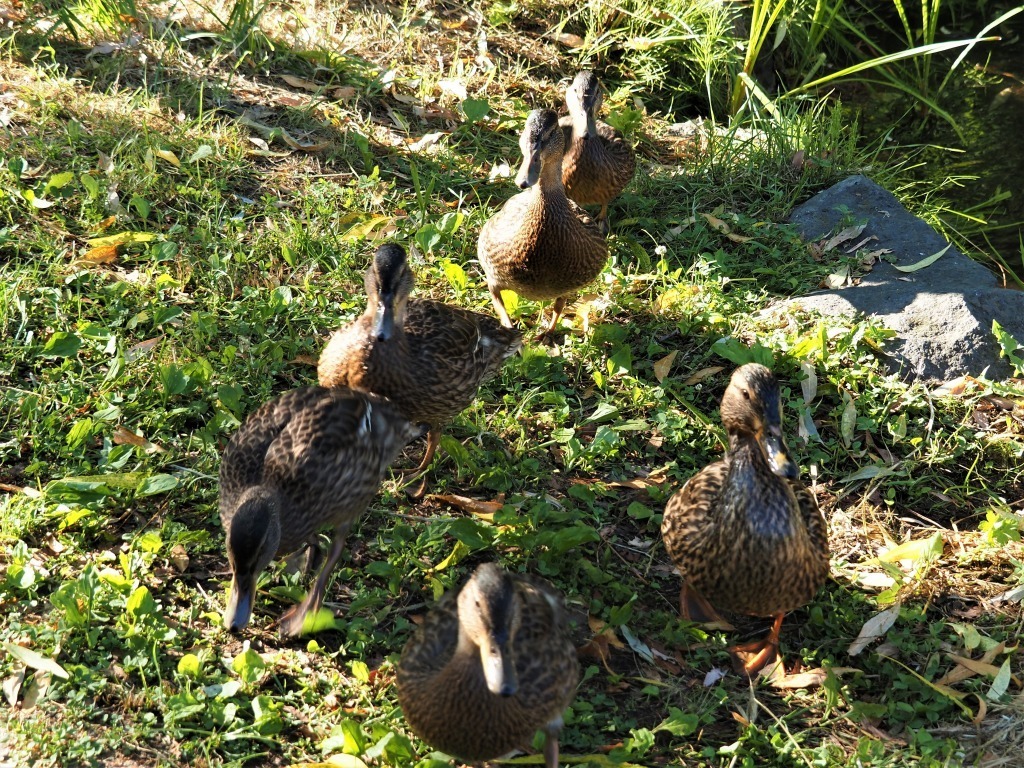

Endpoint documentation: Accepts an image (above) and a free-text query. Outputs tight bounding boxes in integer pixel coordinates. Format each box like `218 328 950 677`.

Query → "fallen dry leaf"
332 86 357 101
78 244 120 264
653 350 678 383
281 74 320 92
701 212 753 243
848 604 901 656
427 493 504 520
578 616 626 674
552 32 585 47
113 425 166 454
154 148 180 168
0 483 42 499
169 543 189 572
820 223 867 253
125 337 162 363
683 366 724 386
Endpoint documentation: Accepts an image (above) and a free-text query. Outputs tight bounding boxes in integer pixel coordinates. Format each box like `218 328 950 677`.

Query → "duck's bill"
480 638 519 698
224 576 254 632
763 431 799 479
372 298 396 341
514 153 541 189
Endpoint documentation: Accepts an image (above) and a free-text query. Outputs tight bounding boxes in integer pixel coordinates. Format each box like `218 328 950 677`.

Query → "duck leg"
536 296 569 340
542 716 564 768
729 612 785 677
279 521 352 638
399 425 441 500
488 285 515 328
597 204 610 236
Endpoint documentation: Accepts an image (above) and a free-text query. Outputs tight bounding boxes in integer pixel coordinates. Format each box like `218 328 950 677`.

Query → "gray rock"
785 174 1024 381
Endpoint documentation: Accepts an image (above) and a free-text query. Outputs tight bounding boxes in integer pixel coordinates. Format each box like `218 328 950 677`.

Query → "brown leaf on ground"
113 425 166 454
653 350 678 383
701 212 753 243
683 366 724 386
848 604 901 656
820 223 867 253
78 244 120 264
281 74 320 92
290 354 319 367
427 494 504 519
552 32 585 47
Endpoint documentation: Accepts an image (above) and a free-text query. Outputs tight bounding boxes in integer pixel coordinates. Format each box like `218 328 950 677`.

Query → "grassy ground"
2 1 1024 767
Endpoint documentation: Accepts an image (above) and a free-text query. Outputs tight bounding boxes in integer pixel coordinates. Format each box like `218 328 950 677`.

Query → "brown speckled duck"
477 108 608 335
317 243 522 497
397 563 579 767
220 386 422 637
559 71 636 227
661 364 829 675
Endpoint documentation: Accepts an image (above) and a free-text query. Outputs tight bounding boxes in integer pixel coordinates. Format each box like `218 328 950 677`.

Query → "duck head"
365 243 414 342
224 486 282 631
720 363 799 479
565 70 603 129
515 109 565 190
457 563 523 697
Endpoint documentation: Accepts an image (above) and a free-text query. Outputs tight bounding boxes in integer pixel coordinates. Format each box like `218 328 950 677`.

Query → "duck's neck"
570 109 597 139
535 157 569 203
723 436 796 537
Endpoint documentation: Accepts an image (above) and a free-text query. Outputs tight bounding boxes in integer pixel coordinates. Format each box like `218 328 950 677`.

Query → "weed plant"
0 2 1023 767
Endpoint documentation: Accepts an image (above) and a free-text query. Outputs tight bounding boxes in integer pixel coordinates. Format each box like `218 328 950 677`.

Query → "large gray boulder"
785 175 1024 381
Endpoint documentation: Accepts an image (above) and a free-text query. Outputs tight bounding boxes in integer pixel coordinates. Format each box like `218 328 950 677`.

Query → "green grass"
1 2 1024 767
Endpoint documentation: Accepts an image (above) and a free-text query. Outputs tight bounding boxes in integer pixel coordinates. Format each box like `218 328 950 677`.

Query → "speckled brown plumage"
219 386 422 636
317 243 521 495
559 71 636 223
397 564 579 767
478 108 608 333
661 364 828 672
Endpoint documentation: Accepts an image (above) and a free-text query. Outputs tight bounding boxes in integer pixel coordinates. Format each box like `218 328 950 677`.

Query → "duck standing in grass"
219 386 423 637
397 563 579 768
478 108 608 336
661 364 829 675
559 71 636 229
318 243 522 497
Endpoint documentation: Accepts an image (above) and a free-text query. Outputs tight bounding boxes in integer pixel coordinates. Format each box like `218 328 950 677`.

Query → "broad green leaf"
177 653 202 677
653 707 699 736
126 586 157 618
350 660 370 683
301 608 345 634
4 642 69 679
135 531 163 552
434 539 471 571
45 171 75 191
441 260 467 291
42 331 81 358
135 473 179 497
232 648 267 684
80 172 99 198
460 97 490 122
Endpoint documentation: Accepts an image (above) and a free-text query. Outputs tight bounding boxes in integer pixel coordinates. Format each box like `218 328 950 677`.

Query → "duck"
397 563 579 768
660 363 829 676
559 71 636 228
317 243 522 498
477 108 608 336
219 386 423 637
